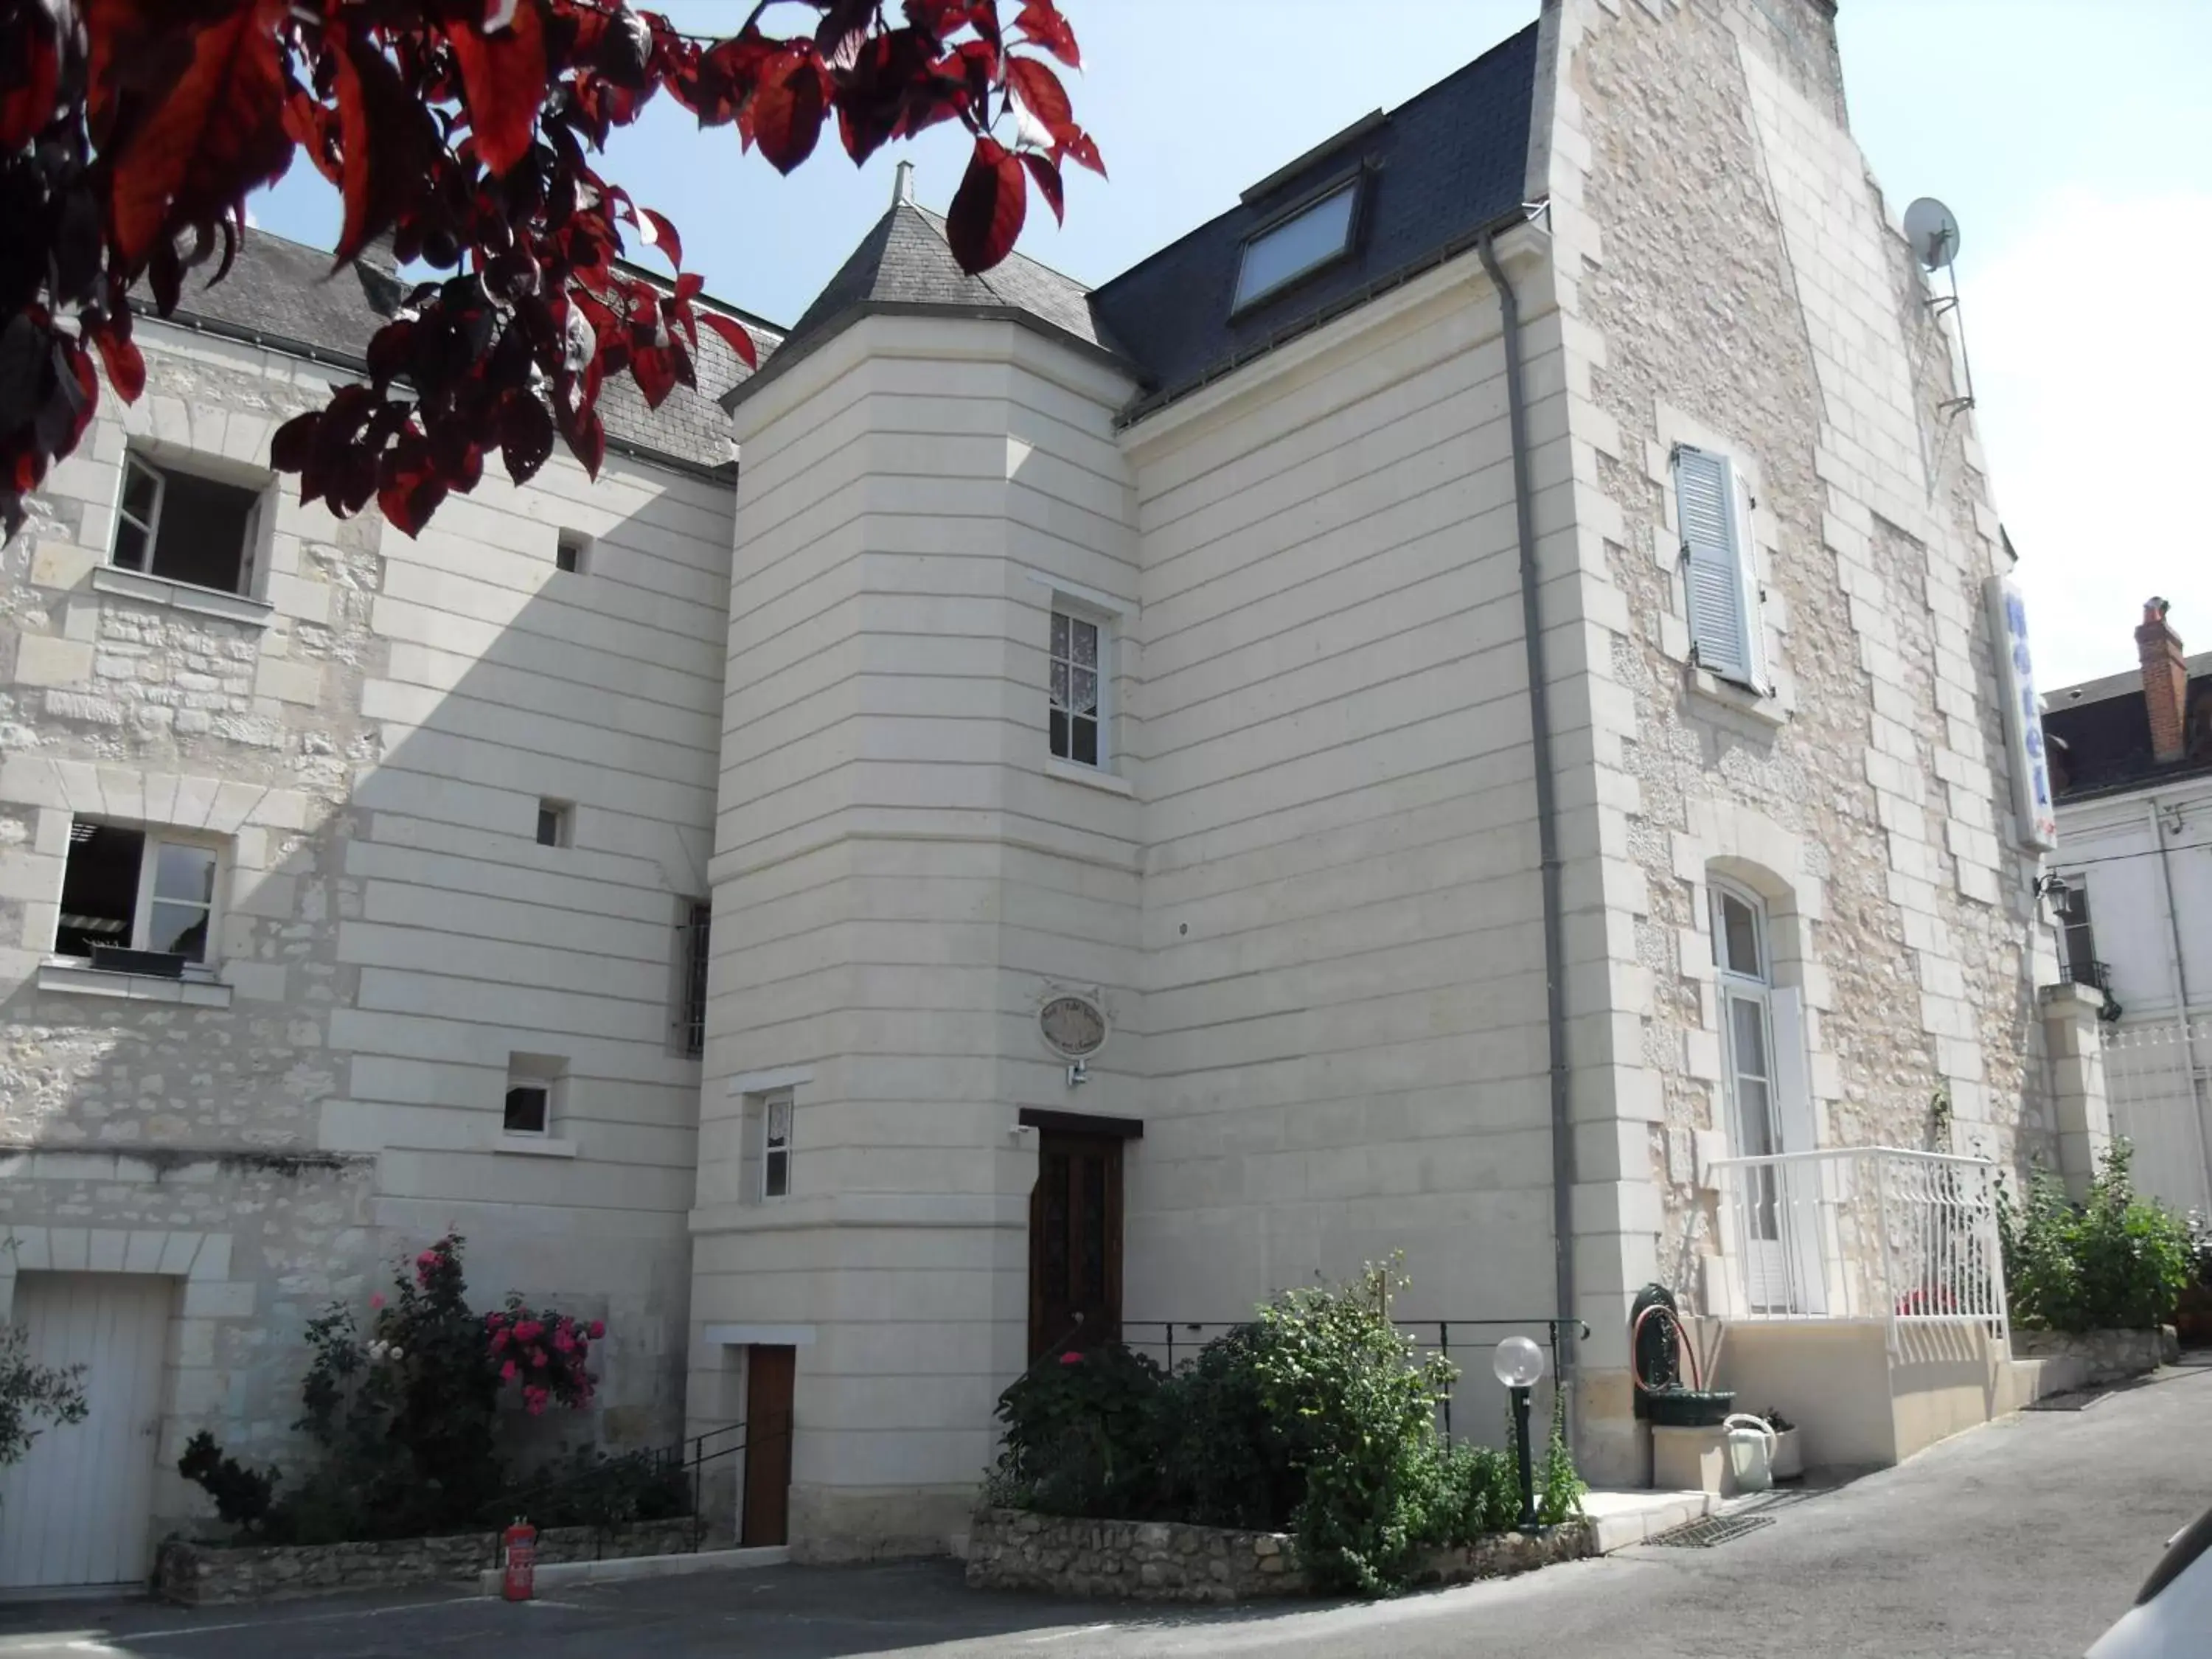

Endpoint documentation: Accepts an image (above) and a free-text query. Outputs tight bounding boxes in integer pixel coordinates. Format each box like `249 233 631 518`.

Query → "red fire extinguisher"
501 1518 538 1602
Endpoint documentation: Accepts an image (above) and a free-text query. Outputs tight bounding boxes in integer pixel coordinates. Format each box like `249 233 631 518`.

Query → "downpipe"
1476 223 1579 1441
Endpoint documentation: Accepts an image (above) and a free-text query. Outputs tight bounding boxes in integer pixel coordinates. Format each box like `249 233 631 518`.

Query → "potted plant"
1761 1408 1802 1481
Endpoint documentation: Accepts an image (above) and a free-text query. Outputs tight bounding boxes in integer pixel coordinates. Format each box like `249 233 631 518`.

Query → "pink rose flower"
369 1293 384 1310
490 1330 509 1354
588 1321 605 1340
500 1359 518 1382
531 1347 547 1368
1059 1352 1082 1366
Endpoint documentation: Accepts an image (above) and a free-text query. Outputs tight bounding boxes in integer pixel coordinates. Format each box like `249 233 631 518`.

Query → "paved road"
6 1358 2206 1659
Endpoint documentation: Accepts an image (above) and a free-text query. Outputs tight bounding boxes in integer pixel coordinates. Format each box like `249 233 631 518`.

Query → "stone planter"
156 1517 700 1605
964 1507 1593 1603
2011 1326 2178 1387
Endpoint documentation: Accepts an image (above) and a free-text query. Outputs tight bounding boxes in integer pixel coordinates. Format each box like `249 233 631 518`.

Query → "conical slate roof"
727 199 1119 407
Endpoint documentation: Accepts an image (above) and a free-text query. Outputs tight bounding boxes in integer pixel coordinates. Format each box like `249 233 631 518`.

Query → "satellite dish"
1903 197 1961 271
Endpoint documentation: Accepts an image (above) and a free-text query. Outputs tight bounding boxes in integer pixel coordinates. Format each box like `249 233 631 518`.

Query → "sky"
247 0 2212 688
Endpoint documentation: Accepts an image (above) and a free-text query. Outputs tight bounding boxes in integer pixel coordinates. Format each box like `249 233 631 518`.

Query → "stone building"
2 0 2097 1586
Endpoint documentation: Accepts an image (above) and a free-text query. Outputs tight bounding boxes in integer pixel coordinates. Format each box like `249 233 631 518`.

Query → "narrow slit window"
111 453 264 596
536 800 571 847
555 529 590 574
1048 609 1102 768
680 900 710 1059
762 1090 792 1199
1232 181 1359 312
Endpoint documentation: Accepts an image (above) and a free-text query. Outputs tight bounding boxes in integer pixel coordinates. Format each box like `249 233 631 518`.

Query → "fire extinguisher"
501 1518 538 1602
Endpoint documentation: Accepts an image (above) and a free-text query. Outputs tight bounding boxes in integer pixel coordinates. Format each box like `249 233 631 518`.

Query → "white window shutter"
1767 987 1828 1315
1675 445 1758 687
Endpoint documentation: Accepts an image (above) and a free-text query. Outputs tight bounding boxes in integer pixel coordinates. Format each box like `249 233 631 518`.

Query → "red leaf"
945 136 1025 274
635 207 683 271
751 49 827 174
0 6 60 152
698 310 758 371
497 391 554 484
271 408 320 474
1060 128 1105 178
89 321 145 403
331 32 434 266
1014 1 1081 68
632 344 677 410
104 0 294 268
562 403 605 479
1005 56 1073 144
1020 151 1063 225
450 0 547 176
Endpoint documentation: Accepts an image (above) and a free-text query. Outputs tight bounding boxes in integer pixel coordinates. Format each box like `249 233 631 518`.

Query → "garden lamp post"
1493 1335 1546 1531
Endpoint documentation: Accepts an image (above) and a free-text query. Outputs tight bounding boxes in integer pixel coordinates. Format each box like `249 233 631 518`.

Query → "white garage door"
0 1273 174 1588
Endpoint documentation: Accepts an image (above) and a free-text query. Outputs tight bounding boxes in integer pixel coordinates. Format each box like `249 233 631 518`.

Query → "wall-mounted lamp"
1065 1059 1088 1089
2034 872 2072 908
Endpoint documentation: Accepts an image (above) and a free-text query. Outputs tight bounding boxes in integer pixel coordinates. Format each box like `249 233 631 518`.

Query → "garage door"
0 1273 174 1588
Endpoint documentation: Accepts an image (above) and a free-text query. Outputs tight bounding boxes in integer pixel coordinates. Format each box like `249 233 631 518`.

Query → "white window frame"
1672 443 1766 693
1231 175 1362 313
1048 602 1111 771
761 1088 793 1200
111 449 269 599
54 819 226 975
503 1054 566 1139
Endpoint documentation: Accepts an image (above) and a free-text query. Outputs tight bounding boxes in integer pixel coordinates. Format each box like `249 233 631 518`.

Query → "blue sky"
249 0 2212 686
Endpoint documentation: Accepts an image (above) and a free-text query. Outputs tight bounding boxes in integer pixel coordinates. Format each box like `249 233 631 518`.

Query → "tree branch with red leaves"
0 0 1100 537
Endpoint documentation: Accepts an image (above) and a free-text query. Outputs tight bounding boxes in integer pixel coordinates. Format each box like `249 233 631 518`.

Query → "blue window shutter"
1675 445 1758 686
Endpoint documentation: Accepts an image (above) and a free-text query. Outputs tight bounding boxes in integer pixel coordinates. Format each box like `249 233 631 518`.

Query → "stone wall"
154 1517 700 1605
2013 1326 2180 1387
963 1508 1594 1603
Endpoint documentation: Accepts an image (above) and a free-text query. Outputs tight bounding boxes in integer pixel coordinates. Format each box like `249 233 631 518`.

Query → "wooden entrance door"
740 1345 794 1548
0 1273 173 1587
1029 1132 1124 1359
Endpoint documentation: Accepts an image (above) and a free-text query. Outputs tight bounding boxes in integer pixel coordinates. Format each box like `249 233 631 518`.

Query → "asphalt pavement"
5 1354 2206 1659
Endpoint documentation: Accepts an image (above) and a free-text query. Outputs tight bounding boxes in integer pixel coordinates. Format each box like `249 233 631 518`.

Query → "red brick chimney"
2135 597 2188 765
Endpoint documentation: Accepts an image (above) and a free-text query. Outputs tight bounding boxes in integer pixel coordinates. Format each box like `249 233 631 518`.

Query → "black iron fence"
1117 1316 1585 1444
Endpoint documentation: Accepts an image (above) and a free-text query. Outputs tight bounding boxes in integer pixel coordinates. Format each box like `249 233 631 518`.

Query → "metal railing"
1118 1316 1584 1444
1706 1146 2009 1353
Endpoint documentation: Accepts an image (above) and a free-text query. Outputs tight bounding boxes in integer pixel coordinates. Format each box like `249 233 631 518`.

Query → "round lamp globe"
1492 1335 1545 1389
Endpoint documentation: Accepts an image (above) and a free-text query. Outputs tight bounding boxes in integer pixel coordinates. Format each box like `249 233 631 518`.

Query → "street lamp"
1493 1335 1546 1532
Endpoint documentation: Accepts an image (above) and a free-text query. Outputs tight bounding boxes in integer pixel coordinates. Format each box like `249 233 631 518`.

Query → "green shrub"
1536 1387 1586 1526
990 1342 1166 1520
2000 1144 2194 1333
987 1264 1588 1596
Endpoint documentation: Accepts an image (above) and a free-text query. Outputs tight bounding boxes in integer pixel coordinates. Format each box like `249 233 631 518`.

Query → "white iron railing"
1705 1147 2010 1351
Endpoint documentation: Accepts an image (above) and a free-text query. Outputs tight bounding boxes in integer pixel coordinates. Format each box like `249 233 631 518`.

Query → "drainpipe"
2146 795 2212 1203
1476 226 1578 1430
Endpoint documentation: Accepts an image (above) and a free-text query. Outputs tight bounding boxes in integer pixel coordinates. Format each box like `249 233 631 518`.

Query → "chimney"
893 160 915 206
2135 597 2188 765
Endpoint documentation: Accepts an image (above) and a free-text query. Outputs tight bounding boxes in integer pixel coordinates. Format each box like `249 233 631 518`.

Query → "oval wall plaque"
1039 994 1107 1060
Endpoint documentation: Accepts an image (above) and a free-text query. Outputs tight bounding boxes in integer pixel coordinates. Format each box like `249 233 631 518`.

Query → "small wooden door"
1029 1132 1124 1360
0 1273 173 1587
740 1344 794 1548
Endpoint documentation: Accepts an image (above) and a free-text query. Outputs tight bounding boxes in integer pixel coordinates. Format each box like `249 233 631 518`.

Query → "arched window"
1710 878 1778 1171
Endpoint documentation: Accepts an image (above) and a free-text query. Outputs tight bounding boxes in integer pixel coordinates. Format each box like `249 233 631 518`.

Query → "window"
679 900 711 1059
1674 444 1764 690
1048 608 1105 768
1232 179 1360 312
504 1054 563 1136
113 453 265 597
762 1089 792 1199
536 800 571 847
2055 880 2101 989
555 529 591 574
55 821 221 973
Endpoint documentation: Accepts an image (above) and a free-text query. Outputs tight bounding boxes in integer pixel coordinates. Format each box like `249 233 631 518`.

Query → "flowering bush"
179 1234 610 1543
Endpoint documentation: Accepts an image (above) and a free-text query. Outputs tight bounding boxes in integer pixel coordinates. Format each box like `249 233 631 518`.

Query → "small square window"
55 819 223 972
554 529 590 574
504 1082 551 1135
113 453 265 596
536 801 571 847
1048 608 1104 768
504 1054 563 1136
762 1089 792 1200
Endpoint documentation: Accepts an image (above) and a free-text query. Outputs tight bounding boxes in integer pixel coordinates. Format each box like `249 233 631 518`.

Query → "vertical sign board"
1985 574 2059 851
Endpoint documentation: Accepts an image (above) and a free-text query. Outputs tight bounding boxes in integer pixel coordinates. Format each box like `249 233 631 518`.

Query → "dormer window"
1232 178 1360 313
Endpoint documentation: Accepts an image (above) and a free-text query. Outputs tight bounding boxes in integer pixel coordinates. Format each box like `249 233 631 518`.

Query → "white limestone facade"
0 307 738 1558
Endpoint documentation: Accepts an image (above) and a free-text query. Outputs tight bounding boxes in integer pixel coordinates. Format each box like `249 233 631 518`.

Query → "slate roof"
2043 651 2212 801
726 200 1115 408
1090 22 1540 416
163 230 778 475
750 19 1540 422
